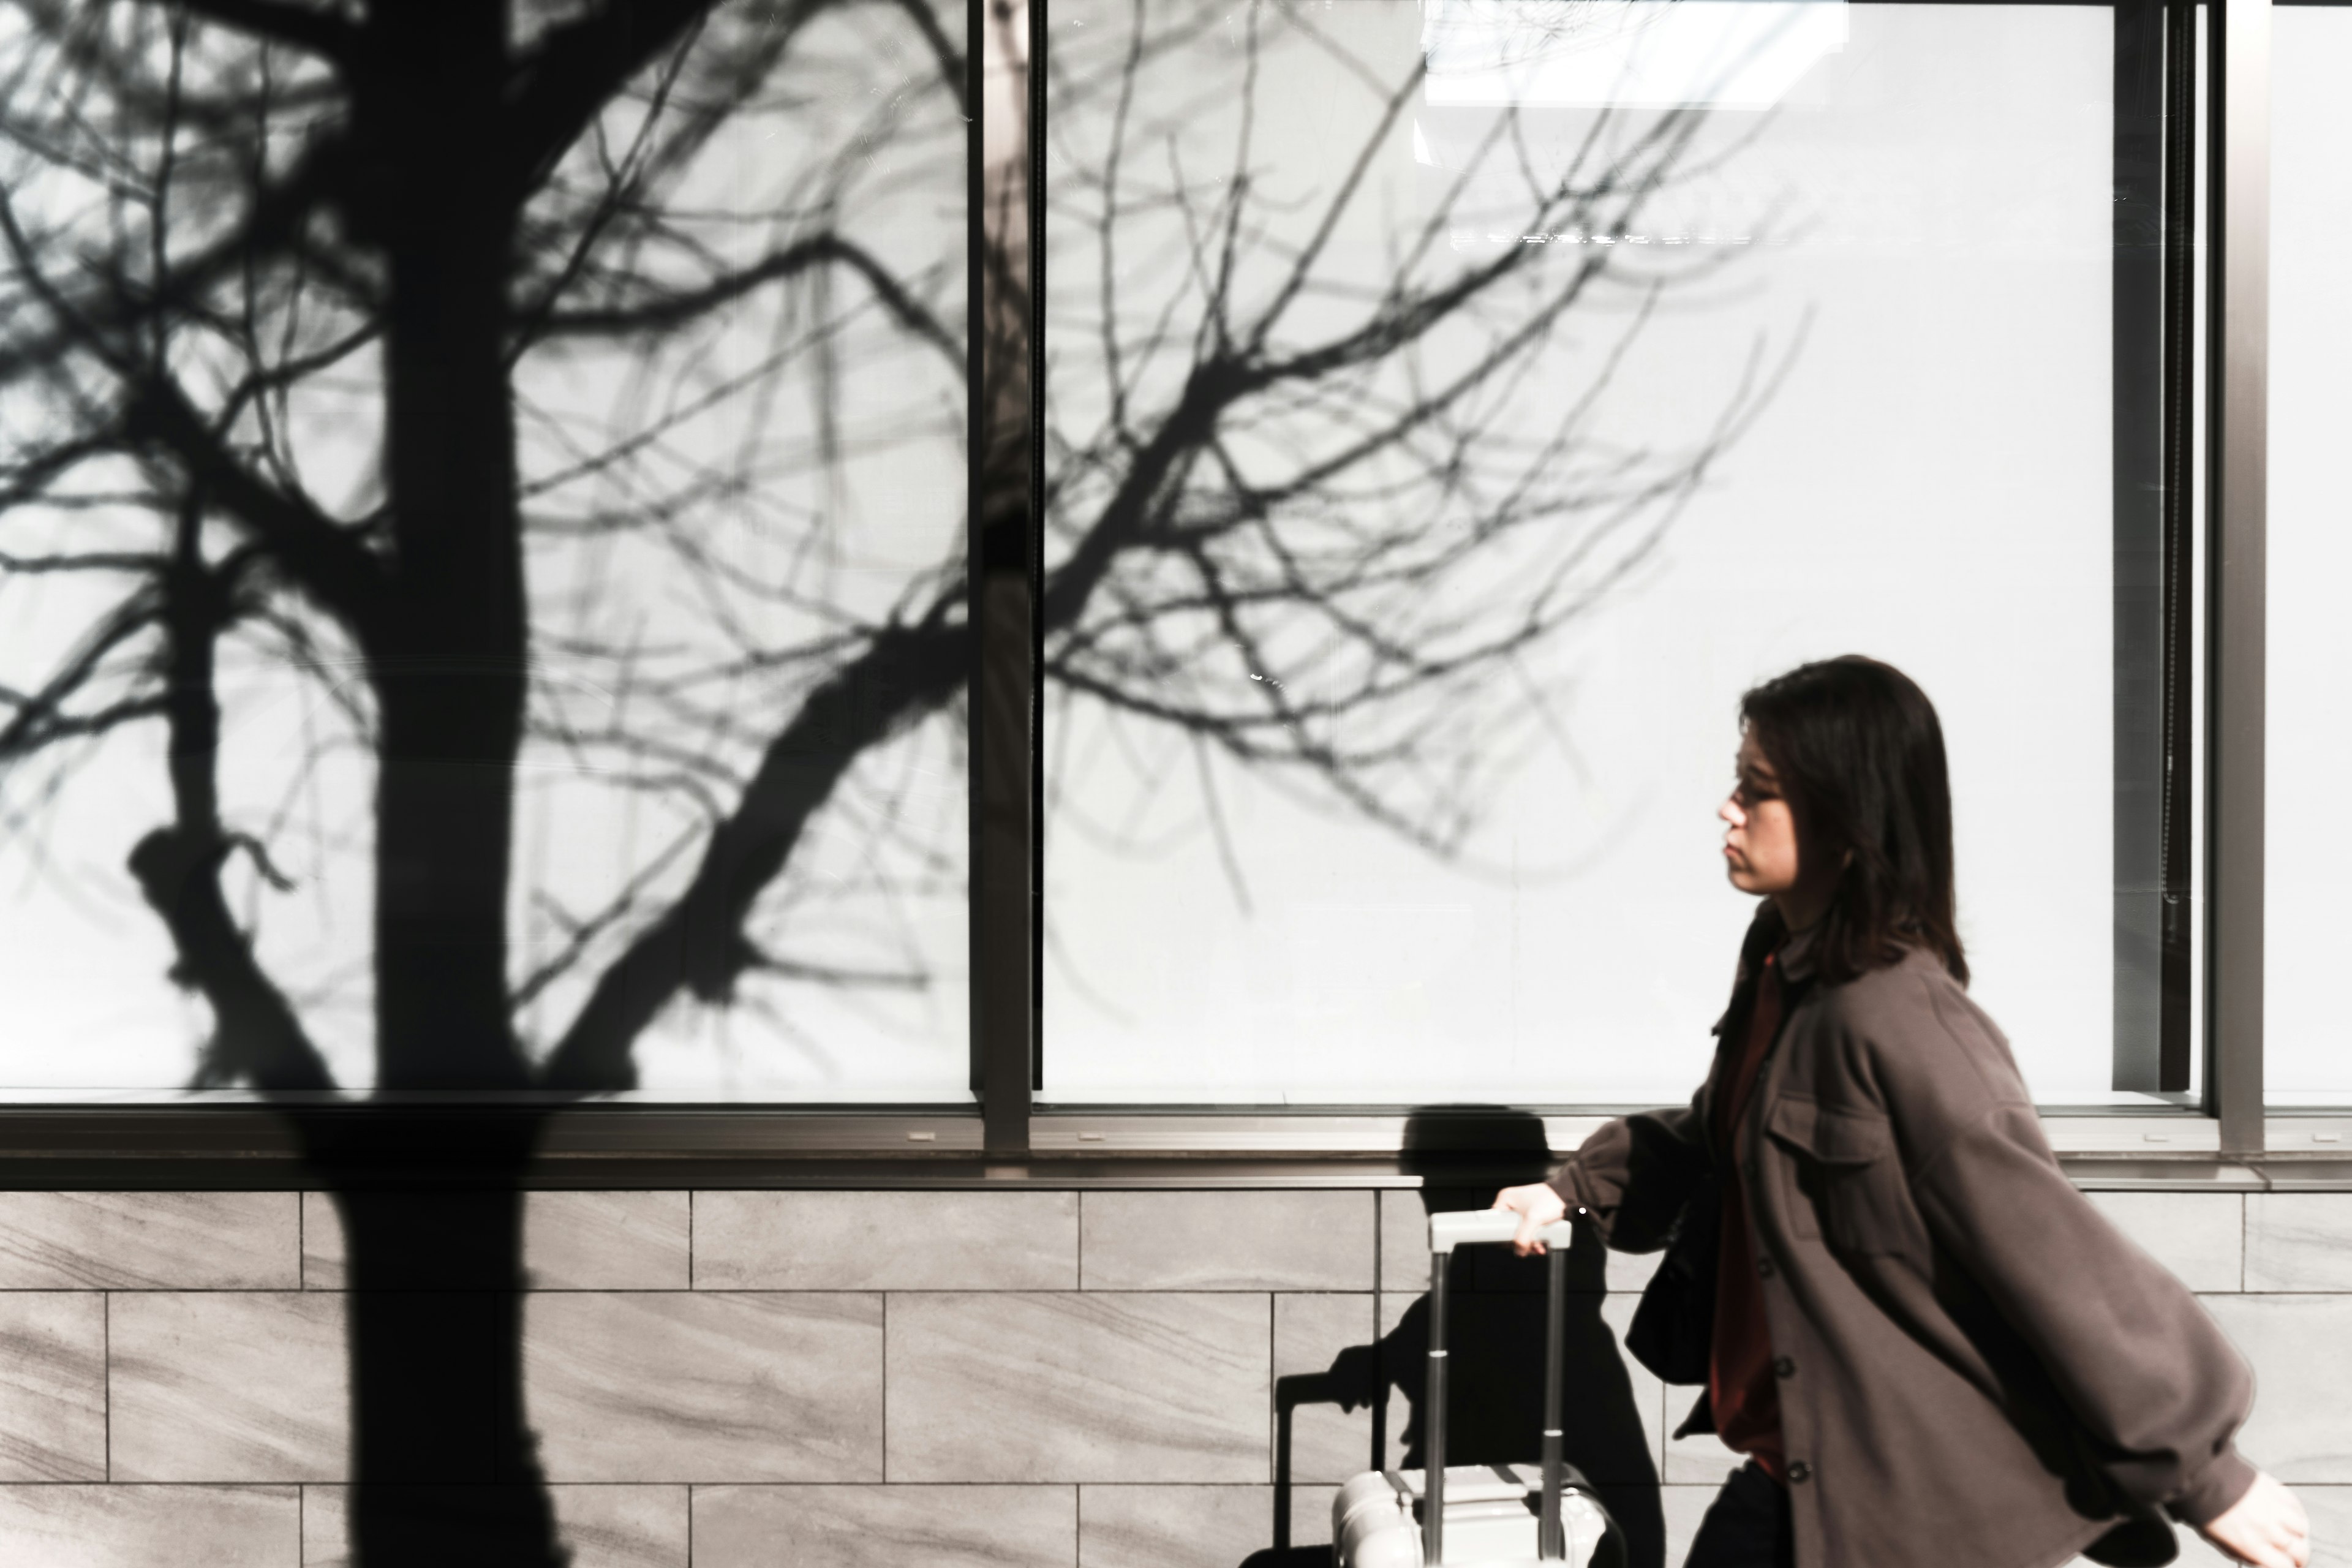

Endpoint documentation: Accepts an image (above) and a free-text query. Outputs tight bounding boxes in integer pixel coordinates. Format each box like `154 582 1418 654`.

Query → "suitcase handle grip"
1428 1209 1575 1253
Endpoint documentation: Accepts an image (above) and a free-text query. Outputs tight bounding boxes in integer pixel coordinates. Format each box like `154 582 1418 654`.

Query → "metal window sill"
0 1106 2349 1189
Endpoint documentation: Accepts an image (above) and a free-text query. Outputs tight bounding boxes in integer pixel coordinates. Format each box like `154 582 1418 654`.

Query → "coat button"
1773 1356 1795 1378
1788 1461 1812 1483
1757 1256 1775 1279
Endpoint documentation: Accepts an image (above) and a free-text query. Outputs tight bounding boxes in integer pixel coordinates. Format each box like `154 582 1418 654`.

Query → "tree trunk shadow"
303 1109 565 1568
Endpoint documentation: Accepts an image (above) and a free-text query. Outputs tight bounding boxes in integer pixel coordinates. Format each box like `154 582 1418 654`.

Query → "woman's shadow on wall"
1243 1107 1666 1568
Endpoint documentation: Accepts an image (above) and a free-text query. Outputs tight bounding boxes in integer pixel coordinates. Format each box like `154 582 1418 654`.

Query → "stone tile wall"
0 1185 2343 1566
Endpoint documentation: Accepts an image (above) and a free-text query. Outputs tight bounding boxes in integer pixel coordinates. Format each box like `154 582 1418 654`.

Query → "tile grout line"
102 1288 111 1483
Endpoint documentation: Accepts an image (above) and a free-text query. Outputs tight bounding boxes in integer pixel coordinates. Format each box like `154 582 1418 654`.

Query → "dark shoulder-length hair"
1740 656 1968 987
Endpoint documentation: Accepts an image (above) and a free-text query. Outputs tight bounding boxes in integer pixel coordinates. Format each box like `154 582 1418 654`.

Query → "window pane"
0 6 973 1100
1043 1 2177 1106
2266 2 2348 1107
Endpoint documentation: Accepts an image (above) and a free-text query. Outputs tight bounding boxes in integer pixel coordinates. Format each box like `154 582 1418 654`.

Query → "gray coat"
1548 910 2256 1568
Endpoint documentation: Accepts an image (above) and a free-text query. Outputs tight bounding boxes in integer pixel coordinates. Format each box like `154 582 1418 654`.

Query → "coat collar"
1777 913 1822 985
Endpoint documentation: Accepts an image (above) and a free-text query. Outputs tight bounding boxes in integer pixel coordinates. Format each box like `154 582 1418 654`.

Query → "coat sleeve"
1909 1102 2258 1526
1547 1095 1712 1254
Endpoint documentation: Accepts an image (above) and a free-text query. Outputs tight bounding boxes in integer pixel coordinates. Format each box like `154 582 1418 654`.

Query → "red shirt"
1709 952 1787 1481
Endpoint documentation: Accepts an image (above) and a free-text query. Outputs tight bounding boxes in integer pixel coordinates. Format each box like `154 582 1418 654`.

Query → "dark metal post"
2113 0 2169 1093
1540 1245 1566 1559
975 565 1033 1157
973 0 1040 1158
2157 0 2203 1094
2207 0 2270 1155
1425 1248 1449 1566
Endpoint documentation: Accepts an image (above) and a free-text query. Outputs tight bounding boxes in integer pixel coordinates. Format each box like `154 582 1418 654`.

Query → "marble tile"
109 1292 350 1482
886 1292 1269 1482
0 1292 104 1480
1605 1246 1665 1295
694 1485 1076 1567
525 1292 883 1482
524 1193 690 1289
0 1193 297 1289
301 1485 687 1567
1661 1483 1721 1566
2203 1295 2352 1482
692 1191 1076 1291
1291 1485 1341 1548
1381 1189 1430 1295
1275 1294 1377 1484
0 1484 299 1567
2085 1191 2245 1293
302 1191 690 1290
2246 1194 2352 1293
2294 1486 2352 1568
1079 1483 1340 1566
1373 1291 1661 1488
1082 1191 1372 1291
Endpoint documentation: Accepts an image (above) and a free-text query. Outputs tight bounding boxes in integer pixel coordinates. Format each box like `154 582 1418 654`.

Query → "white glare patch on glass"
1422 0 1849 109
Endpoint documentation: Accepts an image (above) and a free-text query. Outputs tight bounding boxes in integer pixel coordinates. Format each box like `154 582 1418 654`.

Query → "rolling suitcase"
1333 1210 1623 1566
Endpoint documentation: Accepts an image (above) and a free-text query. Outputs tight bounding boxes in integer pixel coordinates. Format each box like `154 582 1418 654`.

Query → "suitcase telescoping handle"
1425 1211 1578 1566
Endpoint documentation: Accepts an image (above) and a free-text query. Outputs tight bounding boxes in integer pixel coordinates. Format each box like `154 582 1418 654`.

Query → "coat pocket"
1764 1096 1919 1257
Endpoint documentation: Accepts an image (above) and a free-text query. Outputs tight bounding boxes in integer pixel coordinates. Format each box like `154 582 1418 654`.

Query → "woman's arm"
1910 1101 2268 1532
1491 1096 1714 1256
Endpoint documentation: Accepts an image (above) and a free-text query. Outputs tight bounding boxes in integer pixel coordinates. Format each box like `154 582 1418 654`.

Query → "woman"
1493 657 2308 1568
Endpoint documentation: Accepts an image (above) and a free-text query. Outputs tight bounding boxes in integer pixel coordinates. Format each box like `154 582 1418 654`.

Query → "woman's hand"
2197 1472 2311 1567
1491 1182 1569 1256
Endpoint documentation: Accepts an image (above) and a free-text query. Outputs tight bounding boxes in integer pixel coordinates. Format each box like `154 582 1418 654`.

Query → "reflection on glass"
0 5 971 1099
1043 0 2143 1106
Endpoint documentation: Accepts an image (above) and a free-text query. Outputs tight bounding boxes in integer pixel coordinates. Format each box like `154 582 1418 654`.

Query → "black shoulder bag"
1623 1169 1719 1385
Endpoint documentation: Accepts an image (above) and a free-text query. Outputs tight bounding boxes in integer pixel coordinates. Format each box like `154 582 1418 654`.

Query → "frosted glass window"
1042 1 2156 1106
2266 4 2352 1107
0 6 974 1100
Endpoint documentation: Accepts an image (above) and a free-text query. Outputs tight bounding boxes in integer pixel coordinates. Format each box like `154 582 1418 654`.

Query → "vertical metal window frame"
2113 0 2183 1097
2207 0 2269 1154
971 0 1042 1157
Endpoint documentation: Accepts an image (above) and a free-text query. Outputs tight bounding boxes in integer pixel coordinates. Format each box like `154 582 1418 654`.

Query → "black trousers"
1684 1461 1796 1568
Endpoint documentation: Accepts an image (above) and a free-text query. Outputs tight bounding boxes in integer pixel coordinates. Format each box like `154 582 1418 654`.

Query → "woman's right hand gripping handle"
1491 1182 1570 1256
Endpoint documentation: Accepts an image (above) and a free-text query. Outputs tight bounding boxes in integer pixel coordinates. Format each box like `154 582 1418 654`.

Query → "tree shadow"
293 1110 563 1566
1245 1107 1665 1568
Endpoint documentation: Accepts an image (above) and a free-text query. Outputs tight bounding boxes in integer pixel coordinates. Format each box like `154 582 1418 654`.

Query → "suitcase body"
1333 1210 1621 1566
1332 1463 1611 1567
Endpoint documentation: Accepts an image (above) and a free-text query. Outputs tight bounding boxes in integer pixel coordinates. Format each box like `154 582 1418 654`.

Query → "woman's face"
1720 728 1802 897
